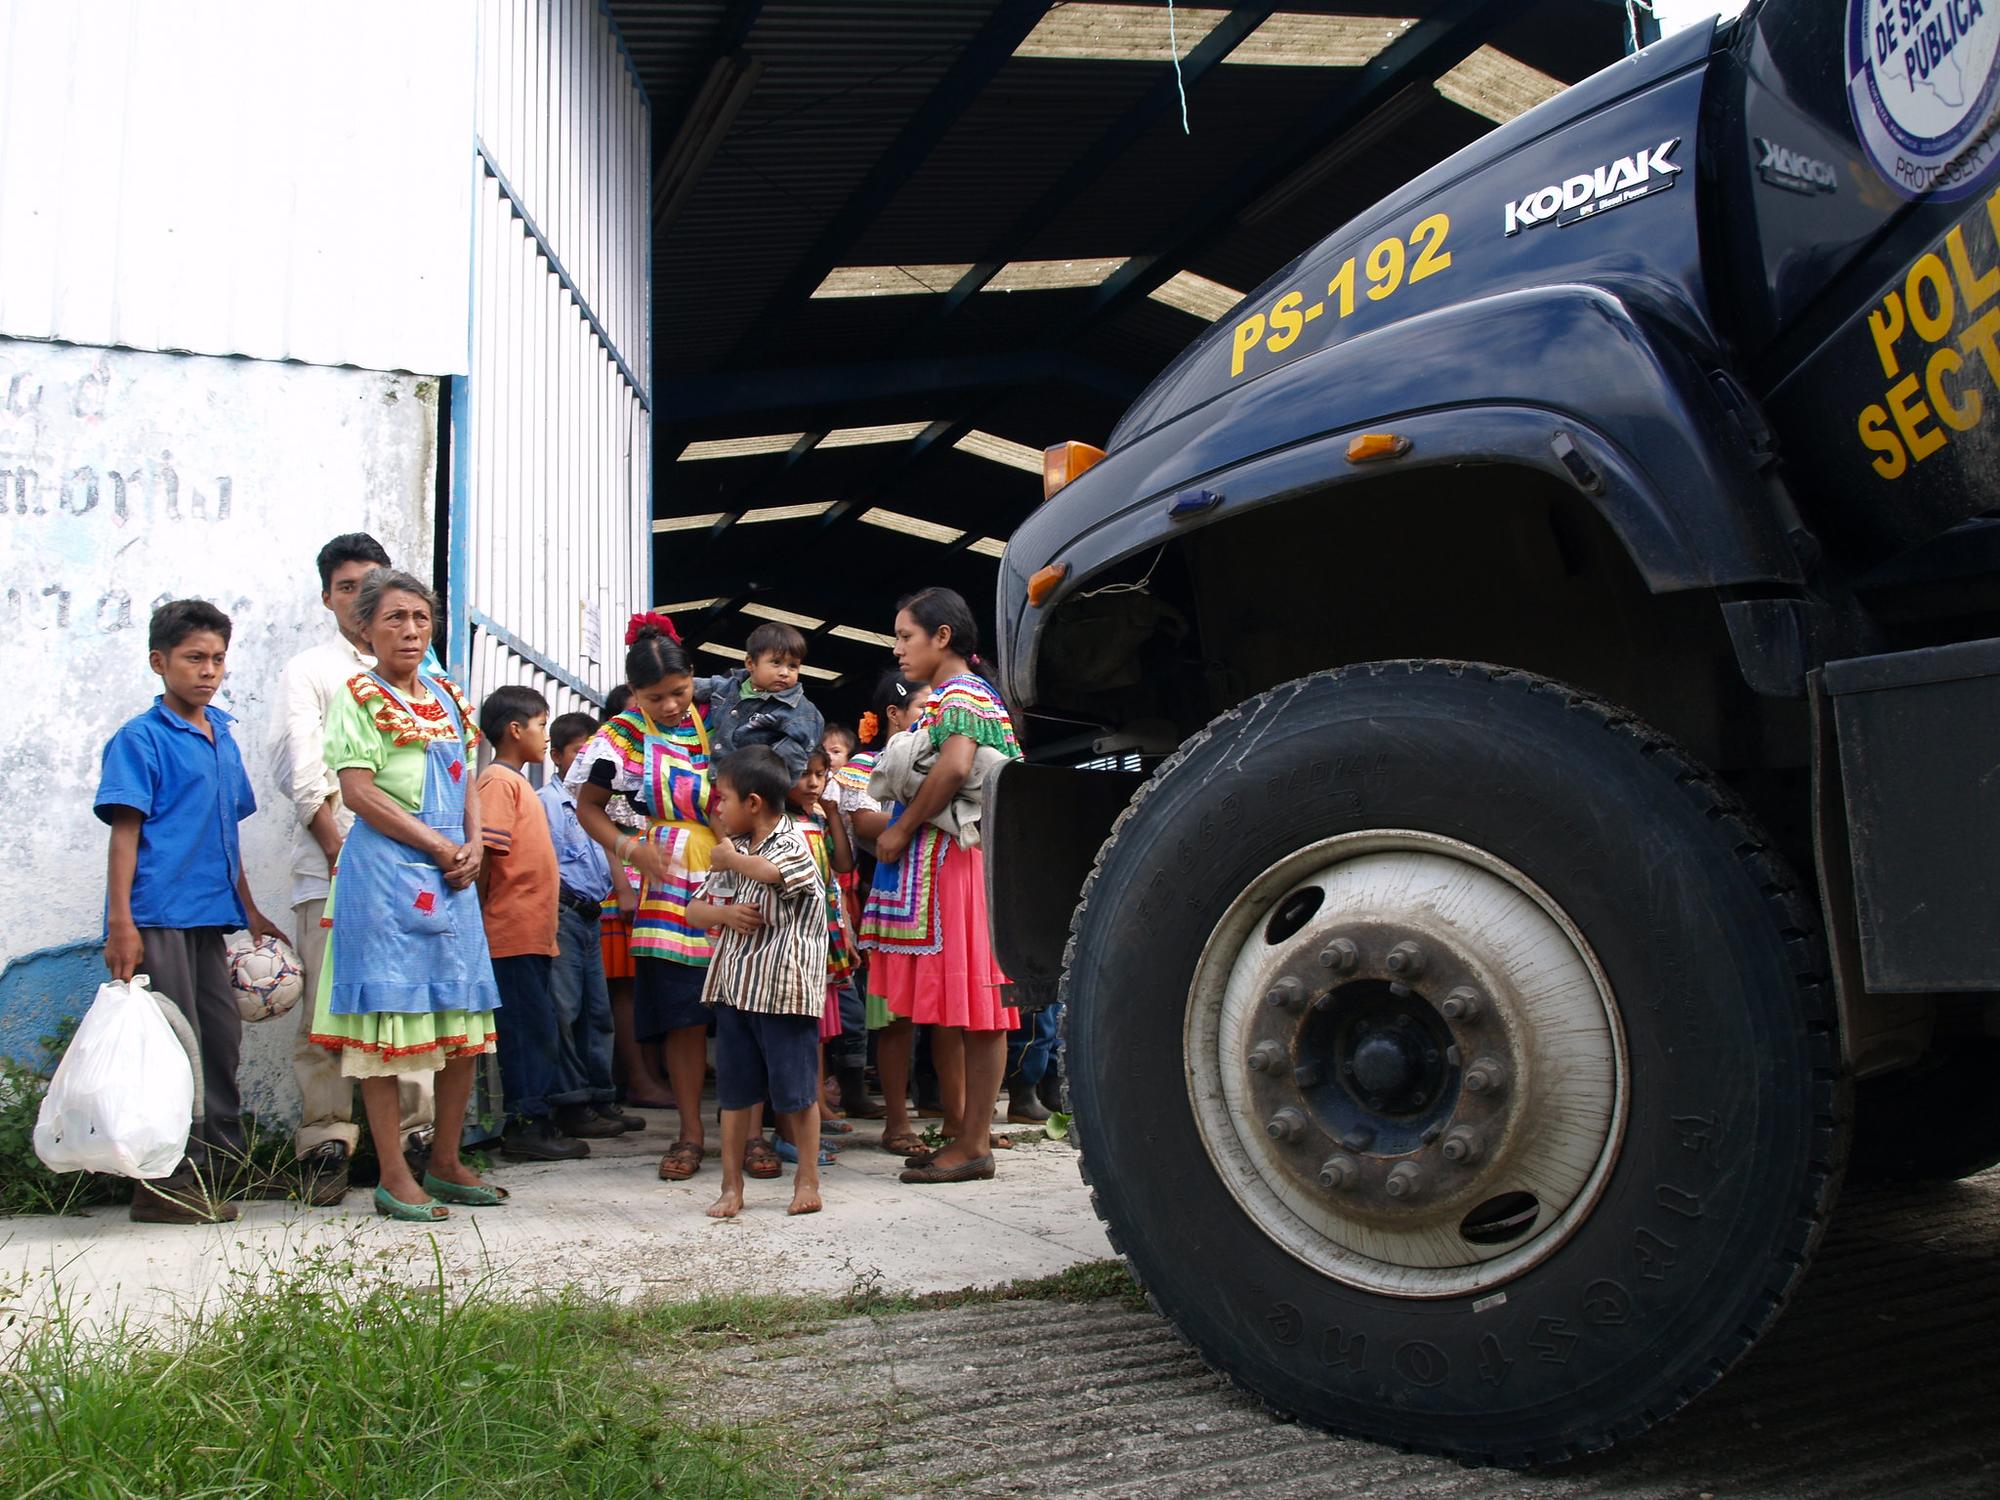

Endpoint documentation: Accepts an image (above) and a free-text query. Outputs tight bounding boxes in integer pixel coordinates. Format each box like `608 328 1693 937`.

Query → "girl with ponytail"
568 614 736 1183
859 588 1022 1185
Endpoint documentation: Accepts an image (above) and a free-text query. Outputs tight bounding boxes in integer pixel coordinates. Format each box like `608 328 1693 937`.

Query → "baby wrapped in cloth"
867 726 1011 848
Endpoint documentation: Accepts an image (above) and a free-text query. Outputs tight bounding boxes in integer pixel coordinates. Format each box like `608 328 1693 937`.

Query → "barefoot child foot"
706 1186 744 1219
789 1180 823 1215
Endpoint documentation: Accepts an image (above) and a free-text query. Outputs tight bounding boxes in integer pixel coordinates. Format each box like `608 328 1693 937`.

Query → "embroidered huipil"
798 808 860 981
308 671 500 1070
567 708 718 965
858 676 1021 957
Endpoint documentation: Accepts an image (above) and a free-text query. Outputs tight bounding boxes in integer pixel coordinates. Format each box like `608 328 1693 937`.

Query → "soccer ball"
228 934 305 1022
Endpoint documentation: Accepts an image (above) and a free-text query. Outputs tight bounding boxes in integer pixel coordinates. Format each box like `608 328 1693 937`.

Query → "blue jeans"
493 953 573 1122
550 904 616 1106
1007 1002 1062 1085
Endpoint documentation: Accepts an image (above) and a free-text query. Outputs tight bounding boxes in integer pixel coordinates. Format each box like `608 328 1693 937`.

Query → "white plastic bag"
33 975 195 1179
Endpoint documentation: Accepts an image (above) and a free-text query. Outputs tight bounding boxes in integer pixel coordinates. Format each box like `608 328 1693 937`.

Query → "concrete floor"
0 1104 1110 1341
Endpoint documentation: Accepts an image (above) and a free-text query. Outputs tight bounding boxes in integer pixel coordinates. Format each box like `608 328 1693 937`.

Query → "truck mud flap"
1823 639 2000 992
984 762 1142 1012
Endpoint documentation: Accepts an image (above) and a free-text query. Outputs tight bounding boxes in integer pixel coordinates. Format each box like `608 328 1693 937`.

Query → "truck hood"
1110 18 1720 449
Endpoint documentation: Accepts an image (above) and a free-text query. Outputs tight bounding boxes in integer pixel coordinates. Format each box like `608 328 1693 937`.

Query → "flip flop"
373 1185 448 1221
422 1172 509 1207
775 1138 837 1167
880 1131 927 1155
821 1119 856 1135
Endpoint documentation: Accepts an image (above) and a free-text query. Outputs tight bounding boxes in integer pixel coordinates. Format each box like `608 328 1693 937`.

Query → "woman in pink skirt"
863 587 1021 1184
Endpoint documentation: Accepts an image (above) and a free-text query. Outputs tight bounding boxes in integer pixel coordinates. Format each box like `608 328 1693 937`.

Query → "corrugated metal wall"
0 0 474 375
462 0 651 720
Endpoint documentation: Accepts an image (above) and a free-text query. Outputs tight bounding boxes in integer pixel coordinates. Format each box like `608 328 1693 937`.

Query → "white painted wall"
0 336 437 1109
0 0 476 376
0 0 656 1127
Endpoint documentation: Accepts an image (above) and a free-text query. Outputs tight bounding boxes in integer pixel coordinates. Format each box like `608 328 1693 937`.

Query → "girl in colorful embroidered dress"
596 684 673 1109
307 569 504 1222
864 589 1021 1185
570 617 723 1183
845 672 931 1154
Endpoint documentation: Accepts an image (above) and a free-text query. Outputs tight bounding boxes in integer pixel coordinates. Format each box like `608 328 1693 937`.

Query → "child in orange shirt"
477 686 587 1164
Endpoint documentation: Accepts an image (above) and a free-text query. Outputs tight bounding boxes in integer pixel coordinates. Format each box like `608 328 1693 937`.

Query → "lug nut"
1265 1107 1308 1142
1386 941 1426 978
1319 1154 1359 1190
1265 978 1305 1011
1464 1056 1507 1094
1385 1161 1424 1199
1441 1126 1483 1163
1319 938 1359 973
1293 1060 1324 1088
1247 1041 1285 1073
1441 987 1482 1022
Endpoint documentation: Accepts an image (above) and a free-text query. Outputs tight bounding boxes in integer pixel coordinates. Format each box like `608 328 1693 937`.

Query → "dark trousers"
138 926 243 1176
550 905 616 1104
493 953 578 1122
827 978 867 1071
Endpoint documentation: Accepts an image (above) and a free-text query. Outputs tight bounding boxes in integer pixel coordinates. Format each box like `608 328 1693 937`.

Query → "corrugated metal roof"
0 0 475 375
611 0 1629 699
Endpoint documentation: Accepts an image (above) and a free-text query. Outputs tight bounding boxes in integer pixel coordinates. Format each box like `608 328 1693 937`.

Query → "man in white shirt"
269 533 435 1204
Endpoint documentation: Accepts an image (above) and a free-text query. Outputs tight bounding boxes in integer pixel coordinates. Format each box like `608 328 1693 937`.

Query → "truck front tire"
1063 661 1843 1464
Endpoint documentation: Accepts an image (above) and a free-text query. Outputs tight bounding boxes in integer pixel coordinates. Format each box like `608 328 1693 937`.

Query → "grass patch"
0 1253 833 1499
0 1255 1146 1496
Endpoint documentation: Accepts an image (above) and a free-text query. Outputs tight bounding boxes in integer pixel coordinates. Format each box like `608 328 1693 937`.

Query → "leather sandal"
899 1154 996 1185
657 1141 705 1181
744 1137 782 1179
880 1131 926 1155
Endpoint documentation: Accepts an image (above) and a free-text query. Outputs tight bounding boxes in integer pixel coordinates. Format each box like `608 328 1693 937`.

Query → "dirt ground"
692 1171 2000 1498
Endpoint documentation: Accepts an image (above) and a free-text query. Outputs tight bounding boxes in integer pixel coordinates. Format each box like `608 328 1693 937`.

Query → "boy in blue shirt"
98 599 284 1224
539 711 641 1139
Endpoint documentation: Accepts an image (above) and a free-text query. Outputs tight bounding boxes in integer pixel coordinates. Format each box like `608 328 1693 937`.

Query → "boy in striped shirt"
689 745 830 1218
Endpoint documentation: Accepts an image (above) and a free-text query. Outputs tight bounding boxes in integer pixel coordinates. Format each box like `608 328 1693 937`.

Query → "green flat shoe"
373 1185 448 1222
422 1172 510 1207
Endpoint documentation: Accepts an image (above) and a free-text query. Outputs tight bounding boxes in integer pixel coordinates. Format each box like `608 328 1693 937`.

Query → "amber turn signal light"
1027 563 1069 607
1346 432 1411 463
1043 440 1106 501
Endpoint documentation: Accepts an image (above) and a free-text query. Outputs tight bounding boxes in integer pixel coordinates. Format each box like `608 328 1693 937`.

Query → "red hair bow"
625 611 681 646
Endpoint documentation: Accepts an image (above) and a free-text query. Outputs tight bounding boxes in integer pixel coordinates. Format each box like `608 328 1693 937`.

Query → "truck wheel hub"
1186 830 1628 1298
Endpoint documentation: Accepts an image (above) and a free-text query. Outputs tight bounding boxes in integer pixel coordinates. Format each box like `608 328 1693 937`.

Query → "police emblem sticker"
1847 0 2000 201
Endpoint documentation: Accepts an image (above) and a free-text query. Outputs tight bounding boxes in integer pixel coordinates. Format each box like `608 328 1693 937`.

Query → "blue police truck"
987 0 2000 1463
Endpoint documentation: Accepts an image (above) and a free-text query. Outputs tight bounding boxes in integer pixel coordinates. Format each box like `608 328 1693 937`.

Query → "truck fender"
1004 285 1806 705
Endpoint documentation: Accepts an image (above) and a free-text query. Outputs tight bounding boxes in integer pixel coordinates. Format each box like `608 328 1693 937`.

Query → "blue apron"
327 674 501 1017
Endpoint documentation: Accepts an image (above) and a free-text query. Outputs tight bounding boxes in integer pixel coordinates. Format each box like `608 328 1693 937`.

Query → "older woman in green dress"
306 569 504 1220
